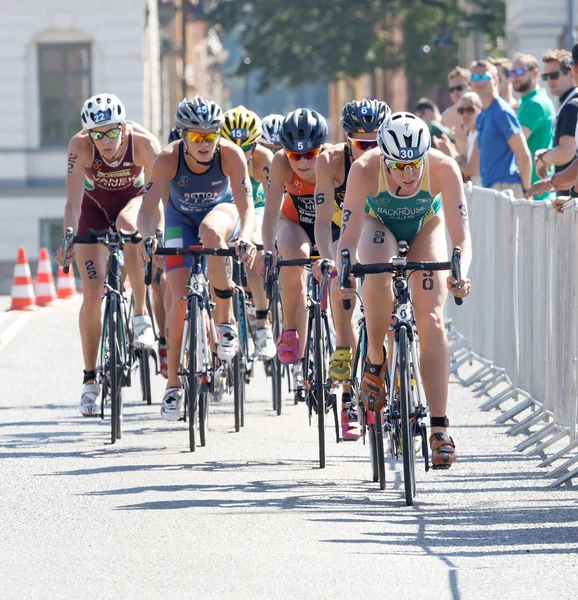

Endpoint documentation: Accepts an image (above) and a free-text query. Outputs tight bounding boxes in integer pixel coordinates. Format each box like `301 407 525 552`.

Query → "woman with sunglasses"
313 98 390 439
335 112 471 467
222 105 276 359
260 108 329 364
56 93 161 416
136 96 256 421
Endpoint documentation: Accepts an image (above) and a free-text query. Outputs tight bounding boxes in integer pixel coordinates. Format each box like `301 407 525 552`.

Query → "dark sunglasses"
241 142 256 152
347 137 378 151
457 106 476 115
448 84 468 93
89 125 122 141
285 147 323 161
541 67 571 81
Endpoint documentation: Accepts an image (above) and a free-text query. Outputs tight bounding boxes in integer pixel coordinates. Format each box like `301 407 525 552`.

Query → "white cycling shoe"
132 315 155 349
79 383 101 417
216 323 239 361
254 326 276 360
161 387 183 422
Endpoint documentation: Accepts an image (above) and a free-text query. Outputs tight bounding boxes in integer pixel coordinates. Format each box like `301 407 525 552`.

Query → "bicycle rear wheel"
138 349 152 405
313 304 326 469
399 326 416 505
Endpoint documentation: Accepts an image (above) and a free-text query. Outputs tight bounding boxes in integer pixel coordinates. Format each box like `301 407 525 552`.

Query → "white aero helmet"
377 112 431 163
81 94 126 129
260 114 284 146
175 96 224 130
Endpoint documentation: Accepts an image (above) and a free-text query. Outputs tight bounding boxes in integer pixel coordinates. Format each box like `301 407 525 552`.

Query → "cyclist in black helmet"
313 98 390 440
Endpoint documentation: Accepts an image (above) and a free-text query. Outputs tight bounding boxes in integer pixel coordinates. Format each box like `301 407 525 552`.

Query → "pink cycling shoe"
341 407 361 441
277 329 300 364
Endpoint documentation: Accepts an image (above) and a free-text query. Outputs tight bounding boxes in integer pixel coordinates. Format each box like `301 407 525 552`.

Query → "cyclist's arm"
253 145 274 189
64 136 90 234
137 152 172 240
314 150 338 260
262 152 289 253
433 152 472 277
335 158 370 271
221 141 255 242
135 131 162 183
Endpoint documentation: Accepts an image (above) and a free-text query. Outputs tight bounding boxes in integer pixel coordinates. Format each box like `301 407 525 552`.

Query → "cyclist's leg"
152 273 168 377
116 195 154 348
116 195 147 315
358 216 396 365
406 215 451 437
248 209 275 358
329 238 357 382
276 216 311 359
76 243 108 376
165 267 189 390
198 204 237 324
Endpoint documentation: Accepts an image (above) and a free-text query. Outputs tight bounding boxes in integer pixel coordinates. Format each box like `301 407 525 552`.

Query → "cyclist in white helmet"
336 111 472 467
137 96 256 421
260 114 284 152
56 93 161 417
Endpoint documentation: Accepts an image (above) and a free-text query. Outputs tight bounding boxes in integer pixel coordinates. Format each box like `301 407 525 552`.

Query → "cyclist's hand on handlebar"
334 274 357 300
257 249 276 278
56 245 75 267
236 239 257 269
312 259 335 282
137 237 158 268
447 275 471 299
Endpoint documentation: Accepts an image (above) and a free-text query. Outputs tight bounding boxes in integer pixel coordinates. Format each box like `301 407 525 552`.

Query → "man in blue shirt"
471 59 532 198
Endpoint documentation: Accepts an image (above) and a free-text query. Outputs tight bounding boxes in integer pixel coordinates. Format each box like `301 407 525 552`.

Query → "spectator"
435 92 482 186
441 66 470 155
470 59 532 197
509 53 556 199
415 97 454 142
533 49 578 197
489 57 518 109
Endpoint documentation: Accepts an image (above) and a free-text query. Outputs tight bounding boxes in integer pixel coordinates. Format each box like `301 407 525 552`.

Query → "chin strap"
183 143 215 167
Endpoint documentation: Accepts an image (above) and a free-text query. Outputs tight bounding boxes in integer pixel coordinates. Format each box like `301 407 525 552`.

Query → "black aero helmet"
167 127 180 144
279 108 328 152
341 99 391 134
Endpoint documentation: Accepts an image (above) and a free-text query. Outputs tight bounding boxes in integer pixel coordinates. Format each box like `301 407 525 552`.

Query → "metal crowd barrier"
446 185 578 487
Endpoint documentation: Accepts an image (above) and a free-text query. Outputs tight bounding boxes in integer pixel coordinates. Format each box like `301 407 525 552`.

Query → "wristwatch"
538 151 549 164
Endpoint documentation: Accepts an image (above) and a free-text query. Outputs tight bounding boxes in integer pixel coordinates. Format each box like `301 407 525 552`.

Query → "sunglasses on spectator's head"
541 67 572 81
186 130 221 143
457 106 476 115
386 158 424 171
448 83 468 93
285 147 323 161
471 73 492 82
89 125 122 141
508 67 533 77
347 137 378 151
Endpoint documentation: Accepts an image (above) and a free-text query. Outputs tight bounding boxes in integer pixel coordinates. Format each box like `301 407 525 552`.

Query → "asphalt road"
0 296 577 599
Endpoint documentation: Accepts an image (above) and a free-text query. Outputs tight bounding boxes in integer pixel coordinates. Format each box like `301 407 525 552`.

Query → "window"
38 43 91 146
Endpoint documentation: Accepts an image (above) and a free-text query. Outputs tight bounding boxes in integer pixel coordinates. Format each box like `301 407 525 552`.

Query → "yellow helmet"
222 105 262 147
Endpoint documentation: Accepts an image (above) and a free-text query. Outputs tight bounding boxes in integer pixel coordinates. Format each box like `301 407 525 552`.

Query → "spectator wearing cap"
489 57 518 110
510 53 556 199
435 91 482 186
470 59 532 197
441 66 470 156
533 49 578 197
415 97 454 143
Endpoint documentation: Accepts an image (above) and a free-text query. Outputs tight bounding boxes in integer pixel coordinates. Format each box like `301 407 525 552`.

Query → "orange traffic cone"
8 248 37 311
57 265 77 299
35 248 57 306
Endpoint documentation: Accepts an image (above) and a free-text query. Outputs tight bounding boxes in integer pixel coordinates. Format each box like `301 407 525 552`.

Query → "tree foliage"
204 0 505 90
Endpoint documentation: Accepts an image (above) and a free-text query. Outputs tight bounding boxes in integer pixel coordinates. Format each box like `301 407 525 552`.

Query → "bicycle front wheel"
139 349 152 405
399 326 416 505
271 279 283 415
313 304 326 469
187 301 199 452
108 293 122 444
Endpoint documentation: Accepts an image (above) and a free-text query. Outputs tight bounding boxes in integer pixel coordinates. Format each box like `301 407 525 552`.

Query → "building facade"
0 0 225 292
